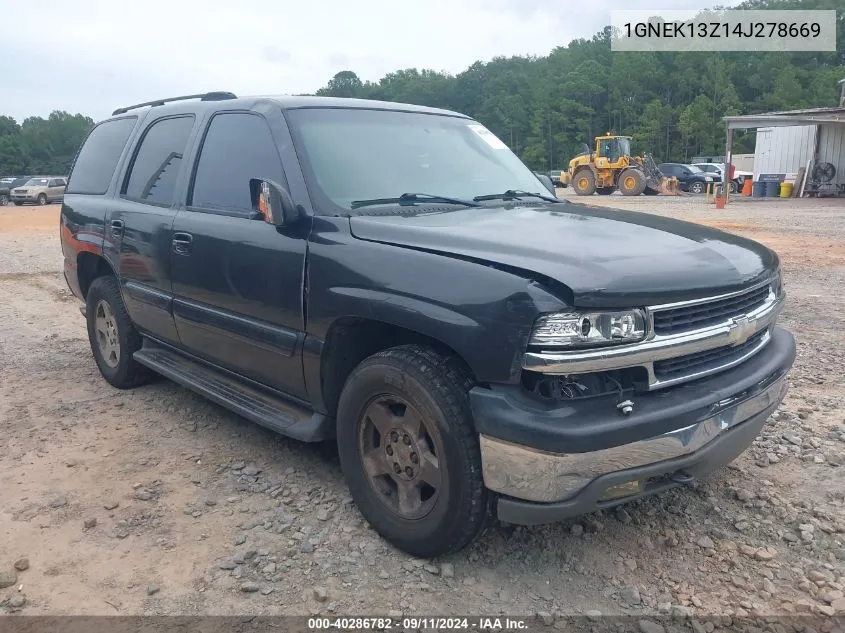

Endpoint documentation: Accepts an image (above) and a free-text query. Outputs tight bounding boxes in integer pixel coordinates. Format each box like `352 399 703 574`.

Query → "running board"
134 342 332 442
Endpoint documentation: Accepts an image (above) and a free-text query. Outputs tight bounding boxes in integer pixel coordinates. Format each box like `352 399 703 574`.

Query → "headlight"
529 309 647 348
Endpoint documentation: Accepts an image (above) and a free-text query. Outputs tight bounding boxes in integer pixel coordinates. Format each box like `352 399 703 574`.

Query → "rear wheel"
618 169 646 196
572 170 596 196
37 193 47 205
336 345 488 557
689 181 706 194
86 275 152 389
0 194 8 206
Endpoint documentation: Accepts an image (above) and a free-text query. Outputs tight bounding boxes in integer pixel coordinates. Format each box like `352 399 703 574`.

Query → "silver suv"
10 176 67 205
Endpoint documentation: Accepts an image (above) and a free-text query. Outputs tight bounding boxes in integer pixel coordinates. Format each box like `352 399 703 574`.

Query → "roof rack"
112 91 237 116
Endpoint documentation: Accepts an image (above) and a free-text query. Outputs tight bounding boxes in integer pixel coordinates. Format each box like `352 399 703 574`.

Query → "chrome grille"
652 284 770 335
653 329 768 380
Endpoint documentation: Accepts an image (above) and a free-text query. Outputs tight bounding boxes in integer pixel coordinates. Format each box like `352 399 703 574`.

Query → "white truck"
692 163 753 193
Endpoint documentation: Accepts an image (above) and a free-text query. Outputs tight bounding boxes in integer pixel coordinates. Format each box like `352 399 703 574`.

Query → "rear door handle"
110 219 124 233
172 232 193 255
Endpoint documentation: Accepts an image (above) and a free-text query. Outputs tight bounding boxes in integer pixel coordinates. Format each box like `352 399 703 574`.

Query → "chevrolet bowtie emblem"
727 315 756 345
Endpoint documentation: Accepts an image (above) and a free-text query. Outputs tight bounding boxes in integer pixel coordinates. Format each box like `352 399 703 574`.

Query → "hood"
349 203 778 308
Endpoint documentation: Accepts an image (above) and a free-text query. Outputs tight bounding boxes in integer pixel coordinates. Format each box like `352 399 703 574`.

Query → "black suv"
658 162 715 194
61 92 795 556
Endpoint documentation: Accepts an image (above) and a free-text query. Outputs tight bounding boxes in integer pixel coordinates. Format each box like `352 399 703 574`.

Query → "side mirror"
249 178 299 226
536 173 557 195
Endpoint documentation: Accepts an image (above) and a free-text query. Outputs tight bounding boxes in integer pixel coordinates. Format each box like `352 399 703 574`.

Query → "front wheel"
618 169 646 196
689 181 706 194
37 193 47 205
337 345 488 557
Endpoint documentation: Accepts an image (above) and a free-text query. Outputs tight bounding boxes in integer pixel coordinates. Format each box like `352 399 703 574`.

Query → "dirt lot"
1 196 844 625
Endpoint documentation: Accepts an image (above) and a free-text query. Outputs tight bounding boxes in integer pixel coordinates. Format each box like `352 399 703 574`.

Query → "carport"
721 83 845 200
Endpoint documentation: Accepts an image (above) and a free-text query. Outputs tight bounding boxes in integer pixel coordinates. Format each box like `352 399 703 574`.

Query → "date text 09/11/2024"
307 617 529 630
623 21 821 39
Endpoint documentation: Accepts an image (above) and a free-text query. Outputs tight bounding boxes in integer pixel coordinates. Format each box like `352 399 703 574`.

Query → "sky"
2 0 743 123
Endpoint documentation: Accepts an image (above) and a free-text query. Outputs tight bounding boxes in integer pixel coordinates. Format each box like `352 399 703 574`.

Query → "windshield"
24 178 48 187
287 108 549 212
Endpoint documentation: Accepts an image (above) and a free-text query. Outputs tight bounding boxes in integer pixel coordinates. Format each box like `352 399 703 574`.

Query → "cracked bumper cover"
469 327 795 524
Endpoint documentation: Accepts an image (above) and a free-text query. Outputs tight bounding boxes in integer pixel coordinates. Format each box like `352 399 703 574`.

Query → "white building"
723 79 845 197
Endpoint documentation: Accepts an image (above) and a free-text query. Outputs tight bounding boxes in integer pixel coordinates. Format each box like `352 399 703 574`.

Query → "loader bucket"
647 177 679 196
642 154 679 196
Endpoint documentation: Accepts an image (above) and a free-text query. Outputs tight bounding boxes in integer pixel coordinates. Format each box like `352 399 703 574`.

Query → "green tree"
317 71 364 98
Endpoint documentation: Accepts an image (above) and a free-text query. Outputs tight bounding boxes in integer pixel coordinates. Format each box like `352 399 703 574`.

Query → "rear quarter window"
66 117 138 195
122 116 194 206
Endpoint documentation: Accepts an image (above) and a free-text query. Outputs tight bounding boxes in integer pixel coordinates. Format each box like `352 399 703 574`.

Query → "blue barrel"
765 181 780 197
752 181 765 197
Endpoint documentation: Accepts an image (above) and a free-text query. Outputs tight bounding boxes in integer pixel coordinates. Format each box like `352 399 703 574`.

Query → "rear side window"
189 112 284 214
123 116 194 206
66 117 137 195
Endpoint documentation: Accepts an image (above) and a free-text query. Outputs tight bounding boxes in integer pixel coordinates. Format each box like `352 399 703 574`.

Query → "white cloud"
1 0 742 122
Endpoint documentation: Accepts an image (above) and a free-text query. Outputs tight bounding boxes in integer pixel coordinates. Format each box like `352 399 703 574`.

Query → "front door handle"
110 219 124 233
172 232 193 255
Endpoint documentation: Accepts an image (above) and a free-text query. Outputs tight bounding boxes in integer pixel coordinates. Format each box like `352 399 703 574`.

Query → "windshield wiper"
473 190 560 203
350 192 481 210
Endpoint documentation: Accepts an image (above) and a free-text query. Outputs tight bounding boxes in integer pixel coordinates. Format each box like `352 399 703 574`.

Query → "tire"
572 170 596 196
13 202 22 206
0 194 8 206
618 169 646 196
37 193 47 205
729 180 738 194
689 181 706 194
596 187 614 195
86 275 152 389
336 345 488 557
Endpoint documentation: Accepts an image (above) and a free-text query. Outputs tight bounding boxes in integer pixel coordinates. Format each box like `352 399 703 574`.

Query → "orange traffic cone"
741 178 752 196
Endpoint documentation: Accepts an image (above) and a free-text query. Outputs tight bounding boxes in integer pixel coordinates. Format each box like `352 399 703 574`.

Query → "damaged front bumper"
470 327 795 525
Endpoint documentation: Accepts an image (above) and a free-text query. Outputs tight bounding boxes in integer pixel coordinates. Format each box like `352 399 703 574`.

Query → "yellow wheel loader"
561 134 670 196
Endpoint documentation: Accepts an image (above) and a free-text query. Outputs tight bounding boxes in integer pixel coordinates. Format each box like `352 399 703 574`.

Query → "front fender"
305 217 566 387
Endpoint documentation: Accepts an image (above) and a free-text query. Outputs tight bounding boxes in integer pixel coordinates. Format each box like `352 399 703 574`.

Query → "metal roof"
724 106 845 129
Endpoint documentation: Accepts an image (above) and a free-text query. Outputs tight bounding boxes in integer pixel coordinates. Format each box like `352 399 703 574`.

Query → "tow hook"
669 469 695 485
616 399 634 416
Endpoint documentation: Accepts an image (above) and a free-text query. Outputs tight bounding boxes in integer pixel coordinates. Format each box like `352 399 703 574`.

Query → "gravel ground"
1 198 844 629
